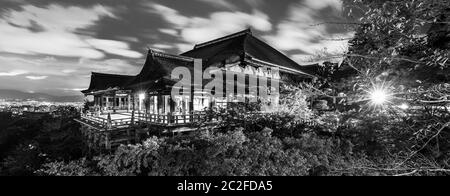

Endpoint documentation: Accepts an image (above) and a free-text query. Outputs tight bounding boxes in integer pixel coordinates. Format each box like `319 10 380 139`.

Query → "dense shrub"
0 107 86 176
39 126 379 176
36 158 97 176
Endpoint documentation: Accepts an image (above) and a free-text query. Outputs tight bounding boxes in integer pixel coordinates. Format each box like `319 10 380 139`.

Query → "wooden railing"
80 114 108 129
80 111 207 130
134 112 206 125
79 111 320 131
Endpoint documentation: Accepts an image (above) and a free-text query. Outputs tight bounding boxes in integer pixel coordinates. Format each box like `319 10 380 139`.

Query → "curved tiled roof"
81 72 134 94
181 29 315 77
126 50 196 91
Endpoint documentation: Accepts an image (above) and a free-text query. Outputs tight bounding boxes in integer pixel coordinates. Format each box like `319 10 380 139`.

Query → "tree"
336 0 450 174
342 0 449 100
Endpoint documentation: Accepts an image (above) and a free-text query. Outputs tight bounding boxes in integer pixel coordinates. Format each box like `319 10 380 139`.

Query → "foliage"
324 0 450 173
341 0 449 102
40 127 361 176
36 108 449 176
36 158 97 176
1 143 44 176
195 84 314 138
0 107 86 176
278 84 314 120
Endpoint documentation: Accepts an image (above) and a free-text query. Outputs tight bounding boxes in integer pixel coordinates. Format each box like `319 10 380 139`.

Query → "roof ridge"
193 29 252 49
149 49 195 62
91 72 133 77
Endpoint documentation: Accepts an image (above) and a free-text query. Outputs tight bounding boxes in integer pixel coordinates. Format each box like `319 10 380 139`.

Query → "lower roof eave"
82 88 131 96
243 58 318 79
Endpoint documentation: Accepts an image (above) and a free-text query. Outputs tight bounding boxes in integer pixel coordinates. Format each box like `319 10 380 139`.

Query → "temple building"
82 72 134 113
78 29 317 134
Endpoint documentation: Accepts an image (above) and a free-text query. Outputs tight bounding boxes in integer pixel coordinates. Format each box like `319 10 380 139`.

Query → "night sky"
0 0 352 96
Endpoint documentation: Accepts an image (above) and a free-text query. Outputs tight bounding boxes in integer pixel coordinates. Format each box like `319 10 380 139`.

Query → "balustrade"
80 111 208 130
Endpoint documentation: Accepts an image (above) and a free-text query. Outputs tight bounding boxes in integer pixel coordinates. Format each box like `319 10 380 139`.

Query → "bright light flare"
139 93 146 100
369 89 388 105
364 81 394 109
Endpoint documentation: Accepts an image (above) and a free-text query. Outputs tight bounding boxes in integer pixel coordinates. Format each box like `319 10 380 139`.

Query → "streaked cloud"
86 39 143 58
61 88 88 92
194 0 237 10
77 58 142 76
0 54 142 95
116 36 139 43
0 4 141 59
152 44 175 50
175 43 194 53
243 0 264 7
149 4 190 27
303 0 343 10
62 69 77 74
159 28 178 36
0 70 28 76
26 75 48 80
263 0 352 63
194 0 265 10
147 3 272 52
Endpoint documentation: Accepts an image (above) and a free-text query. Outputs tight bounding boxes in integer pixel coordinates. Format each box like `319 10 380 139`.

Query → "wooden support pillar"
105 96 109 111
189 88 194 121
105 132 111 150
128 94 131 112
134 129 140 144
113 93 117 113
169 96 175 124
99 95 103 113
126 129 131 145
107 112 112 126
131 110 135 125
86 127 92 151
157 95 163 115
132 94 136 111
144 95 149 121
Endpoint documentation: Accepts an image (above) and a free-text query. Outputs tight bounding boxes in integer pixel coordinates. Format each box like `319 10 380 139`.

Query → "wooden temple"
76 29 317 149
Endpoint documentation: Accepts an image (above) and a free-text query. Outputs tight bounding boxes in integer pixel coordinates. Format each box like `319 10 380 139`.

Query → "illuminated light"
369 89 388 105
139 93 146 100
138 93 146 111
399 103 409 110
